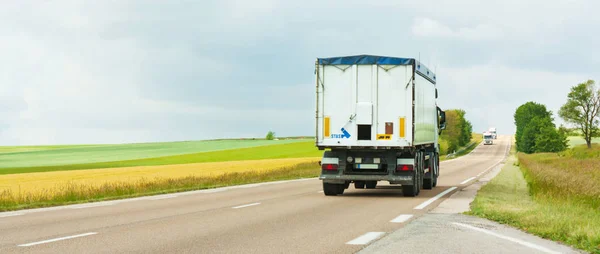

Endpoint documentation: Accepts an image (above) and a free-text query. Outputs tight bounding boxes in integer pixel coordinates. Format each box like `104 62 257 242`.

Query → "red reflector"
322 164 338 171
396 164 413 171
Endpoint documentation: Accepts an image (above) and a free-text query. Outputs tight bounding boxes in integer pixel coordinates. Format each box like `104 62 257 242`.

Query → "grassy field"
0 141 322 175
0 157 320 194
0 161 321 212
469 140 600 253
1 135 482 212
0 138 310 168
568 136 600 148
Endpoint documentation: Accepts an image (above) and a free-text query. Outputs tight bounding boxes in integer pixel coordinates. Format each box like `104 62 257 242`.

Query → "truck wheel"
337 184 345 195
432 153 439 187
365 181 377 189
415 151 423 195
403 170 418 197
323 183 340 196
354 181 365 189
423 152 434 190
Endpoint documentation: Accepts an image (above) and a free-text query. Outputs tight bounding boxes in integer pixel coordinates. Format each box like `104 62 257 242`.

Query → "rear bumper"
319 174 413 185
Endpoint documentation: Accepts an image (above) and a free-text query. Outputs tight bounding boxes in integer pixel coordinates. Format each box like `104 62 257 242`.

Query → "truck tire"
354 181 365 189
423 152 434 190
432 153 439 187
402 176 418 197
365 181 377 189
323 183 341 196
403 154 419 197
337 184 345 195
415 151 423 195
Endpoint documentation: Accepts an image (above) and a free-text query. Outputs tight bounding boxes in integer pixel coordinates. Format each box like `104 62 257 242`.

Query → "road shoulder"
359 152 583 254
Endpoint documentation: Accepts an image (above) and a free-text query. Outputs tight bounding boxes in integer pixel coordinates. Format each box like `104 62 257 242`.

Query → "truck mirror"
435 89 438 99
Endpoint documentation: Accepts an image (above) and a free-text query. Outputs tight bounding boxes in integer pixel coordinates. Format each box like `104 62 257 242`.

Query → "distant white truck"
483 132 494 145
488 127 497 139
315 55 446 197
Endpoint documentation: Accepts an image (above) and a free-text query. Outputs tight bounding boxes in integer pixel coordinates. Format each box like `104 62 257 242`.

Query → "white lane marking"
318 190 324 193
460 177 476 185
0 177 318 217
452 223 561 254
70 203 115 209
390 214 413 223
346 232 386 245
0 212 24 218
18 232 98 247
414 187 458 210
232 202 261 209
148 195 178 200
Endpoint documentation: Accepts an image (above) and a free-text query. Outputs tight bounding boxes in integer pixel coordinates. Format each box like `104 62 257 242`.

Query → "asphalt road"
0 136 510 254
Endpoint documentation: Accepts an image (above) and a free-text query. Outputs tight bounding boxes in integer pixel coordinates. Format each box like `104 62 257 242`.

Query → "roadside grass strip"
468 144 600 253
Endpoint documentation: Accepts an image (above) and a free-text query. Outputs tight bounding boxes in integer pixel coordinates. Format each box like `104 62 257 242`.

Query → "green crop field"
0 138 311 169
0 141 323 175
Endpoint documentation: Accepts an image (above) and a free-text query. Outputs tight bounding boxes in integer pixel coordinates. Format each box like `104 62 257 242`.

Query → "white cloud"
412 18 502 40
438 64 587 134
1 0 599 145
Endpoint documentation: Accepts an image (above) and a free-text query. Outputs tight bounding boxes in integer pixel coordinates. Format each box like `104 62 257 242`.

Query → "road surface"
1 136 511 253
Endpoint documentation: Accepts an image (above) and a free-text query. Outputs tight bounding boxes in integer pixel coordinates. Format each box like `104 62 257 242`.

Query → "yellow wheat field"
0 157 321 195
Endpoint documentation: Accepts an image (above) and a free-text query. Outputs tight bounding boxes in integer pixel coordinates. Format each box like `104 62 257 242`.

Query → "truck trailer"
315 55 446 197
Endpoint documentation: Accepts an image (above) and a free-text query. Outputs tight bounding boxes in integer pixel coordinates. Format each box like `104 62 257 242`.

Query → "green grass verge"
0 139 311 168
468 144 600 253
0 162 320 212
0 141 323 175
440 133 483 161
567 136 600 148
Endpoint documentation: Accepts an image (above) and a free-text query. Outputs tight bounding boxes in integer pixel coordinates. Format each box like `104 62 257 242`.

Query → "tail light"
322 164 339 171
396 164 414 171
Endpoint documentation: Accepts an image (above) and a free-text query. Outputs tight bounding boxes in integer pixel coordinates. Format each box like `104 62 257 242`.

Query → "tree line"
440 109 473 153
515 80 600 153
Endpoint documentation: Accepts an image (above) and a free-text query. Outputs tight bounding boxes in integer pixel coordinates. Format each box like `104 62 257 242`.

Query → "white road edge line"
0 177 317 218
0 213 24 218
346 232 386 245
460 177 476 185
232 202 261 209
414 187 458 210
318 190 324 193
70 203 115 209
18 232 98 247
390 214 413 223
452 222 561 254
149 195 178 200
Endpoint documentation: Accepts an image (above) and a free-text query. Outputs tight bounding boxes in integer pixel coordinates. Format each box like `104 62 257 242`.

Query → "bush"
266 131 276 140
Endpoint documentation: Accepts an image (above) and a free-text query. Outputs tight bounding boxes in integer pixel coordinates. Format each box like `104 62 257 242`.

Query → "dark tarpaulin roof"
317 54 436 84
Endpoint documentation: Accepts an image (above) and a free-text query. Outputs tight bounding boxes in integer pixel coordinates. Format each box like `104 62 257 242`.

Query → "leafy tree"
514 102 553 152
535 125 568 153
440 109 473 153
266 131 276 140
558 80 600 149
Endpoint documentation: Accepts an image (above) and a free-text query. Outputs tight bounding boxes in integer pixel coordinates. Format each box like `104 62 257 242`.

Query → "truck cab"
483 132 494 145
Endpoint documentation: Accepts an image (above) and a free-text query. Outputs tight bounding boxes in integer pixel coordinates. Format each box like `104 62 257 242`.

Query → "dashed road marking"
390 214 413 223
346 232 386 245
414 187 458 210
18 232 98 247
232 202 261 209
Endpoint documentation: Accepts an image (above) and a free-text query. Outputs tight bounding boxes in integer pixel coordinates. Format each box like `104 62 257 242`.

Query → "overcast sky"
1 0 598 145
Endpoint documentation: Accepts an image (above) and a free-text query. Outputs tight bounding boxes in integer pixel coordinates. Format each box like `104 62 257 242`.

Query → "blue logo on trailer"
331 128 351 139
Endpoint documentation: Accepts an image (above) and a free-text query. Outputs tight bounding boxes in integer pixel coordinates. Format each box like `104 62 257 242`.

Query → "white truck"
483 132 494 145
488 127 497 139
315 55 446 197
